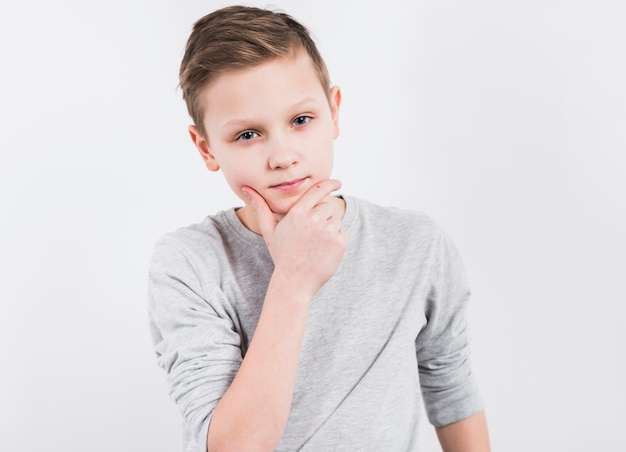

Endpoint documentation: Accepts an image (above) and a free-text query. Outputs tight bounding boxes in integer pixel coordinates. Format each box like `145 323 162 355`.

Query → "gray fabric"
148 196 483 452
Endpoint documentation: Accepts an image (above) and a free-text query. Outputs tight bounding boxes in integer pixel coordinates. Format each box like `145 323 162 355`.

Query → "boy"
148 5 489 452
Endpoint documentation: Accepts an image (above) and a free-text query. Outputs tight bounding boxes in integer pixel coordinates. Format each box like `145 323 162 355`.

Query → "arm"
207 273 311 451
436 411 490 452
207 180 347 451
416 226 489 449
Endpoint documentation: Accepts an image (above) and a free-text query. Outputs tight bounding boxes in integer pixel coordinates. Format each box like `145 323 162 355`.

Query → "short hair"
179 5 331 138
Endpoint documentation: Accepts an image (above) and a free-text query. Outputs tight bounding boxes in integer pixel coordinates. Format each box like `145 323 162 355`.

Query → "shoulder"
155 214 223 256
347 196 443 247
150 208 255 276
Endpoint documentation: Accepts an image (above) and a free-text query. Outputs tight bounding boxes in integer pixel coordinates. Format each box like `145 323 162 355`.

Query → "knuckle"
291 202 306 214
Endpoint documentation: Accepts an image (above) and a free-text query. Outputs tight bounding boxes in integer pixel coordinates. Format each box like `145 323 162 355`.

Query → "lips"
270 177 307 191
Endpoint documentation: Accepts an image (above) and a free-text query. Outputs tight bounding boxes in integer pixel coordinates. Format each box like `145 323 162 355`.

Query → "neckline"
220 195 358 248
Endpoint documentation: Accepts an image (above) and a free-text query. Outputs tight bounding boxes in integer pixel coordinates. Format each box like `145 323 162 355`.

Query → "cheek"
224 172 248 193
320 138 335 171
222 161 259 191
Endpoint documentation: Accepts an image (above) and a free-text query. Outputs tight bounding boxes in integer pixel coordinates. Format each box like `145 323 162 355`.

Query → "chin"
268 200 297 217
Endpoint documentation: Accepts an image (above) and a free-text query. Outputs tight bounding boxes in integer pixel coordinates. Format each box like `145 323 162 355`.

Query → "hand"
242 180 347 297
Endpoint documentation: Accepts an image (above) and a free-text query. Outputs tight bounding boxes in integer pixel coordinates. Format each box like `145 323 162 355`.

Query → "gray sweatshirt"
148 196 483 451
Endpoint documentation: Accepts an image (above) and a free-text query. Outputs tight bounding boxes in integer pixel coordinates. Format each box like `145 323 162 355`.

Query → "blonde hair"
179 5 331 137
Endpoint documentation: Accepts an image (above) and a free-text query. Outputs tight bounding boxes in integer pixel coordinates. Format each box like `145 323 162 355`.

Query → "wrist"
268 268 317 304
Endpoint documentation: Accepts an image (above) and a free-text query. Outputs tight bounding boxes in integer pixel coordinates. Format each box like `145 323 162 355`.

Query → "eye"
236 131 258 142
292 115 311 127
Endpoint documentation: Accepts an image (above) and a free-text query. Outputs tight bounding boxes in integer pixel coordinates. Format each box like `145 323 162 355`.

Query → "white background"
1 1 625 451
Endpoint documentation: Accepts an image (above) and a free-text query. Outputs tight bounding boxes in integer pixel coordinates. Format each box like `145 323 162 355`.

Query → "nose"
268 136 298 169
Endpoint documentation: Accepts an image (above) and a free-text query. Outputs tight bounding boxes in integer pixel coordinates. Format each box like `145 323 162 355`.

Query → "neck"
236 195 345 236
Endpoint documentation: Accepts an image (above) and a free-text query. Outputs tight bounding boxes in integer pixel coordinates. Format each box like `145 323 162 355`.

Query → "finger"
312 201 335 221
315 194 345 222
312 202 344 236
328 195 346 221
295 179 342 211
241 186 277 238
327 211 343 231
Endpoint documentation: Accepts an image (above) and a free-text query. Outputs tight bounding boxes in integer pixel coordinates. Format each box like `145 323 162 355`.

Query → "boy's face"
189 50 341 229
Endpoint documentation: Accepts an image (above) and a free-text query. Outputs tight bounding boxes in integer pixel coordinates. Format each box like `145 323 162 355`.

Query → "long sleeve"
415 227 483 427
147 199 484 451
147 237 242 451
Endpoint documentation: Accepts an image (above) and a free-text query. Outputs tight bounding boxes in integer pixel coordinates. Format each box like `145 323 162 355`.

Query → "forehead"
200 51 328 127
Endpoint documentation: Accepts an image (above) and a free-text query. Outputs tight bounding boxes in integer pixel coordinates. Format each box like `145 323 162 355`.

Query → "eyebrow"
220 97 319 130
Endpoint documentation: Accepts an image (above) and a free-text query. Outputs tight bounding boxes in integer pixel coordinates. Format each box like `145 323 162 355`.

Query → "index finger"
241 185 278 239
295 179 343 211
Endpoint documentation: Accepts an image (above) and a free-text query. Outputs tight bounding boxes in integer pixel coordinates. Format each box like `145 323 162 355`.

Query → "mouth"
270 177 308 191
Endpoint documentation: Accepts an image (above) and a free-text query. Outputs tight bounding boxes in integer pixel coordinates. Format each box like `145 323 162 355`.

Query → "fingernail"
241 189 250 200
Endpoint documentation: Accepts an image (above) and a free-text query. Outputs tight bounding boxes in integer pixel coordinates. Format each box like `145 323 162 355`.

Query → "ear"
188 125 220 172
329 85 342 139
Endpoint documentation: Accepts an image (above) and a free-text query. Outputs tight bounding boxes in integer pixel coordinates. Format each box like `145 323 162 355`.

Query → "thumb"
241 187 277 238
